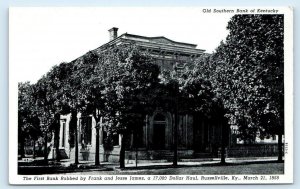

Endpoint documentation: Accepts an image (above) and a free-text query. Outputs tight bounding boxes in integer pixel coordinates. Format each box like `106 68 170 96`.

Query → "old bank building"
49 27 225 162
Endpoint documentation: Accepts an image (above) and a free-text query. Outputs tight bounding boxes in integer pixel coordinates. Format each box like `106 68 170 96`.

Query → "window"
113 133 119 146
175 62 185 76
61 120 66 147
81 117 92 145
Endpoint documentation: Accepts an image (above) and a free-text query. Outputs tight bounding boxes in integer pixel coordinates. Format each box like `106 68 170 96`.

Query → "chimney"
108 27 118 41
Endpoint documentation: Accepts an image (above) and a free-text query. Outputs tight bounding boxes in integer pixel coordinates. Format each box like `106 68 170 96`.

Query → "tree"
177 55 229 164
34 77 54 163
55 61 83 165
99 44 160 168
34 62 73 163
62 50 110 165
18 82 42 159
154 69 179 166
211 15 284 161
74 50 106 165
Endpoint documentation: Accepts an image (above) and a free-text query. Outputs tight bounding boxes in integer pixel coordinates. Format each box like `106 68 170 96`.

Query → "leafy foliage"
18 82 42 153
211 15 284 143
96 44 160 134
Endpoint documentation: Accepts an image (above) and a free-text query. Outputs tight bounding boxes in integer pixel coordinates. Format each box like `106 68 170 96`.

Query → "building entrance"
152 113 166 149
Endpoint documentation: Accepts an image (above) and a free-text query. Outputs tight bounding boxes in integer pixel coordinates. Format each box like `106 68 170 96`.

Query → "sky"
10 7 233 83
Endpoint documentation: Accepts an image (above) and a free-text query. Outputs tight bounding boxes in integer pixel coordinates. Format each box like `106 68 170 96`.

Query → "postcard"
9 7 293 184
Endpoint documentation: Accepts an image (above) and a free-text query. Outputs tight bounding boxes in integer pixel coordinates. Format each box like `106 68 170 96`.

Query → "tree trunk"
135 132 138 168
173 82 179 166
278 134 283 162
70 110 79 164
95 122 100 166
33 139 36 159
44 132 48 164
119 133 126 168
173 112 178 166
220 144 226 164
54 114 61 161
220 121 226 165
74 113 79 164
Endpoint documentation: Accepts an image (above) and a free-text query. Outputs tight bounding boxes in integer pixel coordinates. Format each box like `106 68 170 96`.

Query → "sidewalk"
18 156 282 173
122 157 281 169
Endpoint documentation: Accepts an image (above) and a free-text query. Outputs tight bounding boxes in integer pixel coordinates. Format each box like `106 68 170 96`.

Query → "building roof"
122 33 198 48
96 33 205 57
70 30 205 64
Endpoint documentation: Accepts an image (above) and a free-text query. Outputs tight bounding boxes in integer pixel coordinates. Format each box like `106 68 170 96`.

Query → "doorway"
153 113 166 149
